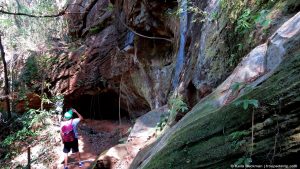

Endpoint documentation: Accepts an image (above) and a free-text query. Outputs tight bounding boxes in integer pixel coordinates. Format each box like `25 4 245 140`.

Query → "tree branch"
0 9 65 17
118 18 173 43
0 3 82 18
0 35 11 118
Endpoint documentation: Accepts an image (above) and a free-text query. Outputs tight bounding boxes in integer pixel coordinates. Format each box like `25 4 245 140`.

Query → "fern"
235 8 252 33
235 99 259 110
169 96 188 116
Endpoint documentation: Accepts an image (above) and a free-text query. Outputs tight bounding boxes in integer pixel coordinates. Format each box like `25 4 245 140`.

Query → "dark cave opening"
186 81 198 108
69 91 129 120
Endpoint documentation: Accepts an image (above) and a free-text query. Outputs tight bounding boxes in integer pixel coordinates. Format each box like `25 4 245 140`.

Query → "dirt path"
58 119 131 169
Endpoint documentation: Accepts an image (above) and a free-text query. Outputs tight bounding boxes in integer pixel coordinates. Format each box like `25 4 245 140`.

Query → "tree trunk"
40 74 45 111
0 35 11 119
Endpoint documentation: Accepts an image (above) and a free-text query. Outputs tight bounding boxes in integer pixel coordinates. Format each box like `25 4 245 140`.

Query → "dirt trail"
58 119 131 169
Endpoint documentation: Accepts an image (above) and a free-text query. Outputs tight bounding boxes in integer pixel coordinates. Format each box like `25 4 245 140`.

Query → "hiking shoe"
79 161 83 168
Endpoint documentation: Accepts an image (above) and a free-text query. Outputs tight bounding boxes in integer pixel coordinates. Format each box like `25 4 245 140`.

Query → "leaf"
235 99 259 110
248 99 259 108
231 82 241 92
245 157 252 165
234 157 245 165
262 19 271 27
243 101 249 110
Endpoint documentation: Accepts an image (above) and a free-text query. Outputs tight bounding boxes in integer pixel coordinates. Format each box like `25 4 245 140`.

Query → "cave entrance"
72 91 129 120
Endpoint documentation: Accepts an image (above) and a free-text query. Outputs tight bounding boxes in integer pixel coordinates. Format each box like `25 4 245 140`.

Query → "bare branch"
0 3 83 18
119 18 173 43
0 9 66 17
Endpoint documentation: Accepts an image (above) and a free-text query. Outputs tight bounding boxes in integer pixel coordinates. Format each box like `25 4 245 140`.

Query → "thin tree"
0 34 11 119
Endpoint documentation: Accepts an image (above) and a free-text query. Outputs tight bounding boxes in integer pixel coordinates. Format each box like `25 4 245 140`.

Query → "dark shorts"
63 138 79 153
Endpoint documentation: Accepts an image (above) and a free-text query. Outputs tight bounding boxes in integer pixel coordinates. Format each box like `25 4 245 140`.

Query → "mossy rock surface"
137 50 300 168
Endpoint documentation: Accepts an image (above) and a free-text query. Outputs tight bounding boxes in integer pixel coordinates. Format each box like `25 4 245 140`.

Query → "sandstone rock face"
47 0 300 167
51 0 179 117
131 11 300 169
181 0 300 108
1 0 299 168
123 0 177 38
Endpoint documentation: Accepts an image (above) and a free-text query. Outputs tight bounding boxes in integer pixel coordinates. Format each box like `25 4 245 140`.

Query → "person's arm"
72 108 83 121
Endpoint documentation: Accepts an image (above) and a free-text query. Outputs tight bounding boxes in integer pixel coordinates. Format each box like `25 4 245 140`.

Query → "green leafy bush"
234 99 259 110
235 156 252 165
169 96 188 117
254 10 271 28
235 8 252 33
165 95 189 126
229 130 249 140
156 114 169 131
0 109 50 148
107 2 114 11
20 56 40 85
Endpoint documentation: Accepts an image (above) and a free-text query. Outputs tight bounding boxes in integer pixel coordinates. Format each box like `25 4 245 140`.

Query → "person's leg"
64 153 68 168
63 143 71 168
71 138 82 167
75 138 82 167
77 151 83 167
77 152 81 162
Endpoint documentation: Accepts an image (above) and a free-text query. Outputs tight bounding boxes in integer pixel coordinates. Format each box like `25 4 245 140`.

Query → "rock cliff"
42 0 300 168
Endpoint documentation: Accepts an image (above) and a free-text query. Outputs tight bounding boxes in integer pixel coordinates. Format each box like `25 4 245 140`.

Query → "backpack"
61 119 75 143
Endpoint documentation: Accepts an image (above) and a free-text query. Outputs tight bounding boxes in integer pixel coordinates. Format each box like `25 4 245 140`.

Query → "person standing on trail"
61 108 83 169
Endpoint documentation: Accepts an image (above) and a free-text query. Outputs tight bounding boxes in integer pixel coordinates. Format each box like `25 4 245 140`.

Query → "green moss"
89 27 102 34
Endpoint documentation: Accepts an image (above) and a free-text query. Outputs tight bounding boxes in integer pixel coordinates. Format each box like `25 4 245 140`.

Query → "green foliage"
230 82 254 95
230 82 258 110
220 0 275 71
20 56 40 84
235 8 251 33
235 156 252 165
210 11 219 21
235 8 272 34
28 109 50 127
188 5 207 23
235 99 259 110
41 92 52 108
156 114 169 131
253 10 272 28
0 0 67 91
231 82 245 92
154 95 188 132
107 2 114 11
229 130 249 140
169 96 188 117
220 0 226 10
167 0 207 23
89 27 101 34
228 54 238 67
228 130 249 151
0 108 52 160
0 18 14 27
165 95 189 126
1 128 36 148
18 53 56 95
165 8 177 17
